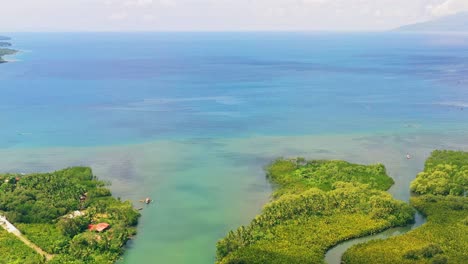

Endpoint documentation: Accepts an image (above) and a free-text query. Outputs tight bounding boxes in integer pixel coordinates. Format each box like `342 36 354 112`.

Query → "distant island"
0 167 140 263
216 159 414 263
0 35 17 63
217 150 468 263
396 12 468 33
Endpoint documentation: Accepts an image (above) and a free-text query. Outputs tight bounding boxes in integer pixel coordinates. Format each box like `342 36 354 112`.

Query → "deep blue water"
1 32 468 148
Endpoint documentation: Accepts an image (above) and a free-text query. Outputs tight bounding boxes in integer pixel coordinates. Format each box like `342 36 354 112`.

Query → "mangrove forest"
216 158 414 263
217 150 467 263
343 150 468 264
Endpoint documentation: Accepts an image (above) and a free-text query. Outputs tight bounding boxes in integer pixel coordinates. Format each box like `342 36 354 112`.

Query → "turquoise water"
1 32 468 263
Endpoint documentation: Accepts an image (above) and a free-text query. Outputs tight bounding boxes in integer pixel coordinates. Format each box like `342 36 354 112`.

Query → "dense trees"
0 167 100 223
343 150 468 264
0 167 140 263
216 158 413 264
266 158 393 197
411 150 468 196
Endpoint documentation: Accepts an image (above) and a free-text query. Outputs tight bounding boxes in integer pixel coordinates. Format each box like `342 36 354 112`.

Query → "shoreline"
1 124 467 263
0 49 18 63
0 36 17 63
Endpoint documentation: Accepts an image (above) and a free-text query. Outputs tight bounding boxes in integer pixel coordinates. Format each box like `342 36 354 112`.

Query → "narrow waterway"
324 149 429 264
320 123 468 263
325 211 426 263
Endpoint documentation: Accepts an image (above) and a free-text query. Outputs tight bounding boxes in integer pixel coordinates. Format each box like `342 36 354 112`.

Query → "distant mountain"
397 12 468 33
0 36 11 41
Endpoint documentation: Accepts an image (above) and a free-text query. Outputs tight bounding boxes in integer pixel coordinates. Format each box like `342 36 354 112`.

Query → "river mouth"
325 203 426 263
0 132 464 263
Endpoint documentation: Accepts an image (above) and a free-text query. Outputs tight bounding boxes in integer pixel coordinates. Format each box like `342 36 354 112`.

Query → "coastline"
0 49 18 63
0 36 17 63
1 130 467 263
1 53 19 63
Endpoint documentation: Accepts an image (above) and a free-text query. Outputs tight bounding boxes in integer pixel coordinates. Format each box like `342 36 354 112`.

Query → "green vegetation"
0 167 140 263
411 150 468 196
267 158 394 197
216 158 414 264
0 228 45 264
343 150 468 264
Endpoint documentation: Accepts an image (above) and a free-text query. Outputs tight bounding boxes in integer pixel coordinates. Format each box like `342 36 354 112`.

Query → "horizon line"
1 29 391 34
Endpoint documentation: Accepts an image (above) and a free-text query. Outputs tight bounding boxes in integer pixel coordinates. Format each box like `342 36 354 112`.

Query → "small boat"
139 197 152 204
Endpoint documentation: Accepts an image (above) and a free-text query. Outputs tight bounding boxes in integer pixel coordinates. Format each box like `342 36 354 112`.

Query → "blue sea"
1 32 467 263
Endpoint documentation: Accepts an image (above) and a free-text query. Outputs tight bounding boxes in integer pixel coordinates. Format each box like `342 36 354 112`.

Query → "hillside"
397 12 468 33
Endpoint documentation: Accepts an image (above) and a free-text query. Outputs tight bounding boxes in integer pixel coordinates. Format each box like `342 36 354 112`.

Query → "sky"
0 0 468 32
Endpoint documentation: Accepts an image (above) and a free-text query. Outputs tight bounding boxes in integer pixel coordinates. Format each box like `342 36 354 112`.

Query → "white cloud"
430 0 468 16
159 0 177 7
142 14 156 21
109 12 129 20
0 0 457 31
124 0 153 7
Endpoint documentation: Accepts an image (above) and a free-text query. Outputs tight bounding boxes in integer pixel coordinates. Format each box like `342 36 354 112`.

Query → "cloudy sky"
1 0 467 31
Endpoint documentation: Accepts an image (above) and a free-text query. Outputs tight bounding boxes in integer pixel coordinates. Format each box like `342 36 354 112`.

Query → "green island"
0 36 17 63
343 150 468 264
0 167 140 264
216 159 415 264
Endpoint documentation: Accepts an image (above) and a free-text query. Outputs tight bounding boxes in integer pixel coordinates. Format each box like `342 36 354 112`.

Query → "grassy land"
0 228 45 264
0 167 140 263
343 150 468 264
216 158 414 264
16 223 70 254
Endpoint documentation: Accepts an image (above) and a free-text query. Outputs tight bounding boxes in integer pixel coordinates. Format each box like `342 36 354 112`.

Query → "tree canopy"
0 167 140 264
216 158 413 264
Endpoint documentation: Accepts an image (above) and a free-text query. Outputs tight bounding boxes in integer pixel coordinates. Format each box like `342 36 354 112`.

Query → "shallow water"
1 133 467 263
1 32 468 263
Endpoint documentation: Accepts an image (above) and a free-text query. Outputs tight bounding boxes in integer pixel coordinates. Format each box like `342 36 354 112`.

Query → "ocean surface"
1 32 468 263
